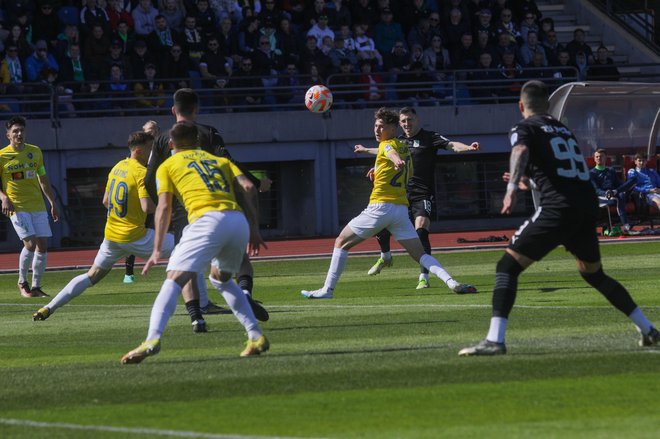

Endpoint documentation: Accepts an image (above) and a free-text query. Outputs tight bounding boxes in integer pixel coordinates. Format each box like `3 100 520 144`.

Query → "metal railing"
590 0 660 52
2 64 660 120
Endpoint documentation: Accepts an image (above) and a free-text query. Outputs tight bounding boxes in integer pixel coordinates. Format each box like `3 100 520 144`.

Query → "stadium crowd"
0 0 622 112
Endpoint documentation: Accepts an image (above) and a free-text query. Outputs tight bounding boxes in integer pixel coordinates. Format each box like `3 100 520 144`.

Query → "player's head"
142 120 159 137
6 116 26 145
519 80 549 117
634 152 647 168
172 88 199 119
399 106 420 137
127 131 154 165
169 121 198 151
374 107 399 141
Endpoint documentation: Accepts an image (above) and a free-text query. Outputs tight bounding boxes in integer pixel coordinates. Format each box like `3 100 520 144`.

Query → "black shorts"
409 195 435 220
508 207 600 263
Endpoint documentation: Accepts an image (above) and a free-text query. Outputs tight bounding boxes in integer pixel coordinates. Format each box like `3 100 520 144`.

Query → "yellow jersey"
369 138 411 205
156 149 242 224
0 143 46 212
104 158 150 243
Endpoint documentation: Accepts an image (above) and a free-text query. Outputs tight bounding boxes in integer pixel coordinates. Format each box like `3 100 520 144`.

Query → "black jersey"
399 128 451 198
510 114 597 211
145 122 258 202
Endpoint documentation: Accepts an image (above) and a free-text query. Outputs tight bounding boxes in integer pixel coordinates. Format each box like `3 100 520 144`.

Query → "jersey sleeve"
227 160 244 180
156 162 174 195
509 123 533 148
431 131 451 150
208 127 228 157
134 165 149 199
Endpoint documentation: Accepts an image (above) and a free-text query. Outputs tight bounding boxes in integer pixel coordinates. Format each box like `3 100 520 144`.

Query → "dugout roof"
549 81 660 157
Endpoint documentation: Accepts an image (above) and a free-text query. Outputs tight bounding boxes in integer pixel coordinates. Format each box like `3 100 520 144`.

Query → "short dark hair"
127 131 154 150
520 80 549 114
169 121 198 149
399 106 417 116
374 107 399 126
595 148 607 155
6 116 26 130
173 88 198 118
635 152 647 161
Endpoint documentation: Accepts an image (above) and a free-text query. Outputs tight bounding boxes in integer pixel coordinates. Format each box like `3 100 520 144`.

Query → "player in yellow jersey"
0 116 59 298
121 121 268 363
301 108 476 299
31 132 175 321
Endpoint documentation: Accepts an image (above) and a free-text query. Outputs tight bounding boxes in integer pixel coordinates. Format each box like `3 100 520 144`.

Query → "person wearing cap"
327 35 358 73
307 14 334 49
25 40 59 82
373 7 405 54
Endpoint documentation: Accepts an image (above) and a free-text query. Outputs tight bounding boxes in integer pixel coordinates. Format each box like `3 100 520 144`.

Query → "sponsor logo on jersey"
11 171 23 180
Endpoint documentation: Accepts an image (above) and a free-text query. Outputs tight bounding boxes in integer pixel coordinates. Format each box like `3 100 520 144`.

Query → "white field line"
2 303 658 310
0 418 322 439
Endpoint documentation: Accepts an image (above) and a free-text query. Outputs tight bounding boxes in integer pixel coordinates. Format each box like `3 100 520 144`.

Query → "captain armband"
36 166 46 177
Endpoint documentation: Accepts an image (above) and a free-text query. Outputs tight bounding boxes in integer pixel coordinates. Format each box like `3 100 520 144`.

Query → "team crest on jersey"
510 132 518 146
27 152 33 159
412 140 420 148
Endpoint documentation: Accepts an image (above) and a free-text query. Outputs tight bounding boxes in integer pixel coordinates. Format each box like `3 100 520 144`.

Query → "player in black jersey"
459 80 659 356
144 88 270 330
356 106 480 293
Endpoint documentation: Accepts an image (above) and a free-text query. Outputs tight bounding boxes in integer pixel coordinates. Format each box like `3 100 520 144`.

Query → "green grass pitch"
1 242 659 438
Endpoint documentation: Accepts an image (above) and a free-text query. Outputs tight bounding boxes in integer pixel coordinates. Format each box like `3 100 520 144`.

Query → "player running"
459 80 659 356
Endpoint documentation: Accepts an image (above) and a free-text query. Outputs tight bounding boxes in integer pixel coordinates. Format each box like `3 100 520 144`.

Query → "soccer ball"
305 85 333 113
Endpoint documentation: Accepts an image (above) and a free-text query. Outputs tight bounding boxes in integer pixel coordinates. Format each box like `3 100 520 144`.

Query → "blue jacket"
627 167 660 194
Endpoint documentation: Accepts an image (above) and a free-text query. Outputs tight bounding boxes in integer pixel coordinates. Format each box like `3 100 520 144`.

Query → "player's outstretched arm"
386 149 405 170
143 192 173 275
450 141 480 153
502 144 529 215
354 144 378 155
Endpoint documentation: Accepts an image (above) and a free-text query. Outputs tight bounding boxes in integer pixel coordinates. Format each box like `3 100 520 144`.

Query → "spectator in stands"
112 20 135 54
25 40 59 82
473 9 497 45
524 51 553 81
373 8 404 55
350 0 377 27
329 0 352 30
159 0 185 32
228 56 264 110
551 50 576 83
276 17 300 64
426 11 444 41
7 24 32 62
402 0 430 35
422 34 451 79
32 1 61 50
161 43 191 89
591 148 635 232
199 35 232 87
328 58 359 108
105 39 133 79
408 43 424 66
450 31 479 69
129 39 155 79
258 0 284 28
382 39 409 75
515 0 541 24
475 29 496 60
490 0 513 24
470 51 499 103
307 14 334 48
519 30 547 67
238 16 261 56
538 16 554 42
80 0 111 37
147 14 181 57
327 35 356 73
84 24 112 70
107 0 135 32
407 17 433 52
628 153 660 211
181 15 204 67
519 10 539 42
14 10 33 46
444 8 471 53
252 34 284 75
588 45 620 81
299 34 331 76
108 63 131 115
395 61 436 106
194 0 219 38
59 43 91 92
494 29 519 64
356 58 384 105
134 63 166 112
301 62 325 86
541 29 564 66
282 0 305 27
5 3 35 25
0 44 25 94
133 0 159 36
495 8 521 46
497 48 523 98
574 50 589 81
56 24 81 62
566 28 594 64
353 23 382 69
207 0 233 21
275 62 305 107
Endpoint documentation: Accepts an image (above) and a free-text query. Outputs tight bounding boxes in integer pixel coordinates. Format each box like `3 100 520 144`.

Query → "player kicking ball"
459 81 658 356
32 132 175 321
301 108 476 299
121 122 268 364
